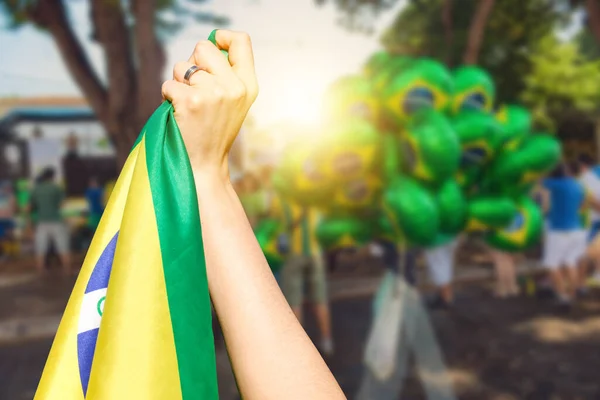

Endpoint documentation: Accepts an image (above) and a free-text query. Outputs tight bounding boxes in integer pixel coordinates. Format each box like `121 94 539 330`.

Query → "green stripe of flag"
145 101 218 399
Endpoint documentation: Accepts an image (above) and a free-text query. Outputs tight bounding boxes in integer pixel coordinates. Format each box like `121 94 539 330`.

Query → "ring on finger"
184 65 202 85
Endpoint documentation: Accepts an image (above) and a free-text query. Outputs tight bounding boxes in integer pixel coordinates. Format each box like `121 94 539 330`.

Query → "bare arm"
195 174 344 400
162 30 345 400
588 195 600 213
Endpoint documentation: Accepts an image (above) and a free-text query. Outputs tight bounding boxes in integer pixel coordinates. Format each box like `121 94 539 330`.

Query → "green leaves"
520 34 600 130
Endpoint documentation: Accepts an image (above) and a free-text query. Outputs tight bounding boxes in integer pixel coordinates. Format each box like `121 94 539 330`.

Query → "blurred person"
577 154 600 285
542 162 588 308
424 238 460 308
489 249 519 298
0 181 17 260
85 176 104 230
277 197 335 357
62 132 89 197
161 30 343 398
30 167 71 275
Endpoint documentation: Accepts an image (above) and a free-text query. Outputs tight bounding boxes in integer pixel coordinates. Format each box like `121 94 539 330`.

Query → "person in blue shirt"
85 177 104 230
577 154 600 286
542 161 592 307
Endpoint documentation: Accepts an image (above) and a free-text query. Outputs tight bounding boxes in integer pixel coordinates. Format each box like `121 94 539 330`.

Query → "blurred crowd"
228 152 600 355
0 163 111 275
3 142 600 358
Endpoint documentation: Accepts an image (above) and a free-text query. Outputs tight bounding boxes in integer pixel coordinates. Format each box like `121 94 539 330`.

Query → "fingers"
173 61 211 86
161 79 189 103
213 30 258 98
188 40 233 76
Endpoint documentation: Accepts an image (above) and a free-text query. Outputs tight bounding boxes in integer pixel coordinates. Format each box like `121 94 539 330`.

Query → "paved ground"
4 286 600 400
2 253 600 399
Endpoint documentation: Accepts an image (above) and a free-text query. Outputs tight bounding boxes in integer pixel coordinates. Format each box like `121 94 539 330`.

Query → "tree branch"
132 0 165 129
27 0 108 123
463 0 496 65
90 0 137 137
442 0 454 66
585 0 600 45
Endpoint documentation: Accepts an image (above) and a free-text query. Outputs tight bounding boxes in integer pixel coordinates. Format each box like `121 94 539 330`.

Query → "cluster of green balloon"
367 56 467 248
451 68 561 252
255 52 562 261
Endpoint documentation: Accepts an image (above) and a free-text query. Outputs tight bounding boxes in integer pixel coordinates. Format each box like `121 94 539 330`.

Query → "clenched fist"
162 30 259 181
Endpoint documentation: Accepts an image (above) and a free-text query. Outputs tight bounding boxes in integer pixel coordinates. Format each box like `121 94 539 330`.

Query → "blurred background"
2 0 600 399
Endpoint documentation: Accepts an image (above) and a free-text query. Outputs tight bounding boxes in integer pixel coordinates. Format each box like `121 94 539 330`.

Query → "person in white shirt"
578 154 600 285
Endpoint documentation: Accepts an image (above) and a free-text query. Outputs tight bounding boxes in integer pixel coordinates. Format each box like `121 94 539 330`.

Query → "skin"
162 30 345 400
489 249 518 298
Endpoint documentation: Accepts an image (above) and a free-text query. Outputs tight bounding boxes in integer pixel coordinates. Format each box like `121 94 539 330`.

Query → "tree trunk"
112 122 141 166
28 0 108 125
27 0 165 168
132 0 165 130
463 0 496 65
91 0 139 151
442 0 454 66
586 0 600 44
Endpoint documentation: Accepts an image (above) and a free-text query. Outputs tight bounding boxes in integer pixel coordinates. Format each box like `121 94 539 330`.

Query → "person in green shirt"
30 167 71 275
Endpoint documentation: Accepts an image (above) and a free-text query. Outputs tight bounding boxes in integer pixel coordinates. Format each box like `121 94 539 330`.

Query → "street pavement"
3 262 600 399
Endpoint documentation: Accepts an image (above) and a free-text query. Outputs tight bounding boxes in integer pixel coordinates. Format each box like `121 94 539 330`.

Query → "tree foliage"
379 0 570 104
521 34 600 131
0 0 227 163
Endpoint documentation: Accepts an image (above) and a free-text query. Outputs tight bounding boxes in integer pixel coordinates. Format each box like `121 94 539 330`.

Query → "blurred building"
0 97 117 195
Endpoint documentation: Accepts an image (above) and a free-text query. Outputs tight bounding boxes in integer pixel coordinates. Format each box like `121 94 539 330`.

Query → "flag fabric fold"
35 101 218 400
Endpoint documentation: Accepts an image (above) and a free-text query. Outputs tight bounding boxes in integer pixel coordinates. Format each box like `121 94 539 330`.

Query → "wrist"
193 166 231 193
192 159 230 184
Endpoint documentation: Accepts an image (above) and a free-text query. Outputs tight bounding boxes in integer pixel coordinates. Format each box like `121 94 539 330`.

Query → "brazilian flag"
35 106 217 398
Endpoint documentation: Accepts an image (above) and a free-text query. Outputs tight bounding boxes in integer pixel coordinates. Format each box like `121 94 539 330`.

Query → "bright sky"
0 0 407 128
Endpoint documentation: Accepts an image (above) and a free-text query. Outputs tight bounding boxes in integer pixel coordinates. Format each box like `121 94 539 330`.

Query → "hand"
162 30 259 181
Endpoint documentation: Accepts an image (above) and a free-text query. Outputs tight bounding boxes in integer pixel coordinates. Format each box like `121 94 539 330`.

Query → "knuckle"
173 61 187 78
228 83 246 101
187 93 204 109
194 40 213 55
235 31 252 45
211 86 227 103
248 80 259 101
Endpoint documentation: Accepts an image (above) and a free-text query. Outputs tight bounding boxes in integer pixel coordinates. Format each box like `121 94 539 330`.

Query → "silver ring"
183 65 201 85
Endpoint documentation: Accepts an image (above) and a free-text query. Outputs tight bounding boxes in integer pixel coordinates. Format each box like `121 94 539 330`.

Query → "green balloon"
276 139 333 207
327 175 383 213
373 209 400 242
323 118 383 182
401 109 461 186
436 180 468 235
364 51 392 78
451 66 495 114
372 55 415 94
254 218 285 272
316 214 374 251
452 110 504 166
380 58 453 126
452 110 504 190
383 177 439 246
495 104 532 145
382 133 401 182
467 196 518 230
324 76 378 122
485 197 543 252
486 133 561 196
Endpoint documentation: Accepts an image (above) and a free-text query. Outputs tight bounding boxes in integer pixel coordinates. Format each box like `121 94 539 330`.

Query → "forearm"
194 173 344 400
